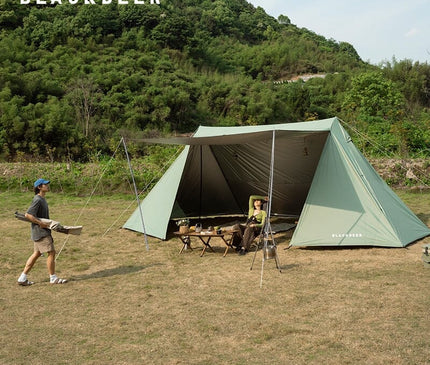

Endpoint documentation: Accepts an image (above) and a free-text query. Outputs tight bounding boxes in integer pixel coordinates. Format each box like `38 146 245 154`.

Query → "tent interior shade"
169 130 329 219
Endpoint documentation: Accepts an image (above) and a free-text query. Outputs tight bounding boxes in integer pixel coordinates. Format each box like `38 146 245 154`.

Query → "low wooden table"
174 230 239 257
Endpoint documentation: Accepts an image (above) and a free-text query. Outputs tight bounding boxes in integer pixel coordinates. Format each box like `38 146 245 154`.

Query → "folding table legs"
178 236 193 254
198 237 215 257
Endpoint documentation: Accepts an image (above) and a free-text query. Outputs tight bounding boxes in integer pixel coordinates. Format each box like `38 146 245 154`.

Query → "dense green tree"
151 13 193 50
381 59 430 109
277 14 291 25
0 1 30 29
342 72 410 156
343 71 405 120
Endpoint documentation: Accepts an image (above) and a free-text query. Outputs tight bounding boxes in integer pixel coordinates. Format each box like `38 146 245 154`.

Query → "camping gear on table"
179 225 189 234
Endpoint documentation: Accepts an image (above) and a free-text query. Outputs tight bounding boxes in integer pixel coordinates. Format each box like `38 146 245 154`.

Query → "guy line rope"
55 139 183 260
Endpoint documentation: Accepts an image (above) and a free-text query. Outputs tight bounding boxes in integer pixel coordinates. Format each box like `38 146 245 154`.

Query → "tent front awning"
131 130 326 146
127 118 337 146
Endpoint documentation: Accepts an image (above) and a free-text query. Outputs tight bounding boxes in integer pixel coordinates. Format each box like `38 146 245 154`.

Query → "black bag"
246 215 258 226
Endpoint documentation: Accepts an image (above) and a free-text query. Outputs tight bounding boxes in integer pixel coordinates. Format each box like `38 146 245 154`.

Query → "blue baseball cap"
34 178 50 188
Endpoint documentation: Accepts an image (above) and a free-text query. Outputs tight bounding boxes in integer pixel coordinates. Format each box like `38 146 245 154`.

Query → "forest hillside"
0 0 429 161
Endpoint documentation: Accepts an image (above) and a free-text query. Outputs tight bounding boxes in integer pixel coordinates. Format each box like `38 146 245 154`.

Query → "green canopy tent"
123 117 430 247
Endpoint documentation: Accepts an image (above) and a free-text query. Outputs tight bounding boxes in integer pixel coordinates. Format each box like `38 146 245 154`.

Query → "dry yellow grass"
0 191 429 365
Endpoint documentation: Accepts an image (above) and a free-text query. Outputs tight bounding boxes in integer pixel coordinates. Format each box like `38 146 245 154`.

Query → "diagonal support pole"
122 137 149 251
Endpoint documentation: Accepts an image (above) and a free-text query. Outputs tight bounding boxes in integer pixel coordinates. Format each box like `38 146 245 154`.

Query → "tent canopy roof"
131 118 337 145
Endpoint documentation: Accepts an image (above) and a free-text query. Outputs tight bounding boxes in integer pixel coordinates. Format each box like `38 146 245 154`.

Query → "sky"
247 0 430 65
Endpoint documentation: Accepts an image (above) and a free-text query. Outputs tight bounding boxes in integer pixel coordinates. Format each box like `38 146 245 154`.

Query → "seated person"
233 195 268 255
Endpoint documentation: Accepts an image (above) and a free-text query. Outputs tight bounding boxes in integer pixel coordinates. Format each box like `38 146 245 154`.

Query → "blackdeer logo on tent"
331 233 363 238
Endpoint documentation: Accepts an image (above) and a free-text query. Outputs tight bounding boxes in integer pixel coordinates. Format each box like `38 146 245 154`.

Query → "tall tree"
66 78 101 138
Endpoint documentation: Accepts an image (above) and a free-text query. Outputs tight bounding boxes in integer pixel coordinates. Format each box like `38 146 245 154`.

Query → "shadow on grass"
250 263 299 272
278 263 299 271
71 263 162 282
417 212 430 225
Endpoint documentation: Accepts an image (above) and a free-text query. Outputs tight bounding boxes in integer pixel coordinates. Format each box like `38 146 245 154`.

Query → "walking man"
17 178 67 286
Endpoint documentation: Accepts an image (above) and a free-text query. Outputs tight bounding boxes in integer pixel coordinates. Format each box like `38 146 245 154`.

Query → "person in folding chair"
17 178 68 286
233 195 268 256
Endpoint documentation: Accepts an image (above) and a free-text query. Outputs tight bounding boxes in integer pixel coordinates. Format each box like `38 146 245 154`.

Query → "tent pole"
267 131 275 220
199 145 202 219
259 130 281 287
269 131 281 271
122 137 149 251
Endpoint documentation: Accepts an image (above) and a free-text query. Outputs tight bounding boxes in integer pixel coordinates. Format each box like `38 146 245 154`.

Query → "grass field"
1 190 429 365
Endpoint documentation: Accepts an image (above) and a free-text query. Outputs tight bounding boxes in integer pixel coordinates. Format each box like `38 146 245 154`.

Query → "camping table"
174 230 239 257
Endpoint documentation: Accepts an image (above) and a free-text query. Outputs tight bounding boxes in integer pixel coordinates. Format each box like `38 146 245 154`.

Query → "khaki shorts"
34 235 55 253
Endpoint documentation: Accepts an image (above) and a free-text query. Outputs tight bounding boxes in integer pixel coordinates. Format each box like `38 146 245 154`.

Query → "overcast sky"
247 0 430 65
